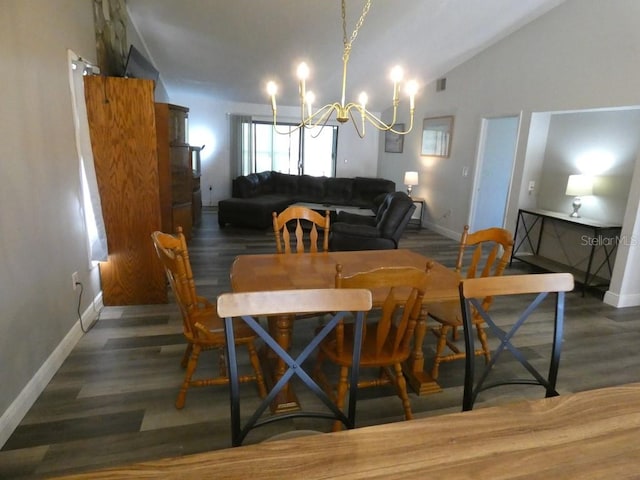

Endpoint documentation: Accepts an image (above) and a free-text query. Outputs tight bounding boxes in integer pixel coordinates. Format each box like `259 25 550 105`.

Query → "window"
303 125 338 177
233 117 338 177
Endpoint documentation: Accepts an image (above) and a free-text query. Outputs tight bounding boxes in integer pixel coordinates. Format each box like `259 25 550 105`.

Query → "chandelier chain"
342 0 372 62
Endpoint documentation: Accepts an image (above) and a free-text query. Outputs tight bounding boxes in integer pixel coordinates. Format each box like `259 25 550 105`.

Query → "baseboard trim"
0 292 103 448
423 221 459 240
603 290 640 308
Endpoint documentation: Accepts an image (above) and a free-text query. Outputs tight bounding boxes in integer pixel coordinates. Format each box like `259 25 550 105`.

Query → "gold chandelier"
265 0 418 138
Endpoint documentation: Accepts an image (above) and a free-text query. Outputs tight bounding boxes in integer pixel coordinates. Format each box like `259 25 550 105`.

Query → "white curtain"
229 114 253 177
67 50 108 262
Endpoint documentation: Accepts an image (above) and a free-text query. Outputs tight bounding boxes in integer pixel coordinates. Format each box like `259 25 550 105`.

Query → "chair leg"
176 343 201 409
332 366 350 432
218 348 227 377
393 363 413 421
431 324 451 380
181 342 193 368
451 325 460 341
246 341 267 399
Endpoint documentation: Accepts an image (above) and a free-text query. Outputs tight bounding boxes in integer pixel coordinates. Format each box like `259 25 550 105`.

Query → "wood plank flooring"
2 209 640 479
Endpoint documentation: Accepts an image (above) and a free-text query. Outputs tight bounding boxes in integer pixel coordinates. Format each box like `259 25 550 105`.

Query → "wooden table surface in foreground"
54 383 640 479
231 249 460 405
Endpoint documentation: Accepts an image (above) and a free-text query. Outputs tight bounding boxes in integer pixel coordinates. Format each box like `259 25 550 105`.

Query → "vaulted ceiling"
127 0 565 112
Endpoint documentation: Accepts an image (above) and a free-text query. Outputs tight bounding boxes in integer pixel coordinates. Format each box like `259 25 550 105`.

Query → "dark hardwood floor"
2 209 640 479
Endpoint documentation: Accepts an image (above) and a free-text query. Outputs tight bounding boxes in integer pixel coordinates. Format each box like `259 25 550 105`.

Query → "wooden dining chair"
459 272 574 410
314 263 432 431
272 206 331 254
151 227 267 409
426 225 514 379
217 288 372 447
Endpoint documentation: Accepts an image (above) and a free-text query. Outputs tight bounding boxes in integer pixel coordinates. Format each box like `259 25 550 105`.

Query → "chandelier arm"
348 104 414 135
308 103 340 129
388 114 414 135
271 116 301 136
348 109 365 139
270 104 338 136
309 108 337 139
347 104 391 130
388 104 399 130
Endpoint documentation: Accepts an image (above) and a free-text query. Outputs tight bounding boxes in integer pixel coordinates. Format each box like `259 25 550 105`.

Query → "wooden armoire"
84 76 168 305
155 103 193 239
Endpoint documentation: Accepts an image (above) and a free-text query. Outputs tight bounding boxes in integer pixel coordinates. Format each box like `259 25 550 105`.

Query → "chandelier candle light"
265 0 418 138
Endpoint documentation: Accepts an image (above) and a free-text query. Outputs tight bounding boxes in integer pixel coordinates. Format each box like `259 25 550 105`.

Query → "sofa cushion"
352 177 395 205
218 194 292 229
332 222 380 238
324 177 354 204
273 171 300 195
335 210 376 226
297 175 326 202
257 171 275 194
233 173 262 198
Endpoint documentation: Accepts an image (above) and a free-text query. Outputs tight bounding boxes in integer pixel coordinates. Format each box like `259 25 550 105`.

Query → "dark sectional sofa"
218 171 396 229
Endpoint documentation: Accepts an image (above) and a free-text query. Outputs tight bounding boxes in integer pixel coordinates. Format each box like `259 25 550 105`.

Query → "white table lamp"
565 174 593 218
404 171 419 197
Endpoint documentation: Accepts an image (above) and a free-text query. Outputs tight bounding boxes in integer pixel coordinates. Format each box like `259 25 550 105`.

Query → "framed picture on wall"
421 116 454 157
384 124 405 153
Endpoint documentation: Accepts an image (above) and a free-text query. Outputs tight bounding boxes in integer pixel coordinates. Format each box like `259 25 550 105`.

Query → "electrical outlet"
72 271 79 290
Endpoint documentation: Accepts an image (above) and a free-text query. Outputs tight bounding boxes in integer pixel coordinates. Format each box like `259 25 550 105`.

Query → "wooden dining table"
52 382 640 479
230 249 460 412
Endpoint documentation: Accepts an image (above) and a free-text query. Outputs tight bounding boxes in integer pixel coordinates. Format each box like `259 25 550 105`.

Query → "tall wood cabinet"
84 76 167 305
155 103 193 239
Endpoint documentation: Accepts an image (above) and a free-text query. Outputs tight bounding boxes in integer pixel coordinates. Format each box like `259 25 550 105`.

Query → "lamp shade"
565 175 593 196
404 171 419 186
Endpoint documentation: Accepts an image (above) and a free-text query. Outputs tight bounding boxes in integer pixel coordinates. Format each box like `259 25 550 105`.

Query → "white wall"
537 109 640 224
0 0 100 446
168 92 381 205
381 0 640 233
379 0 640 305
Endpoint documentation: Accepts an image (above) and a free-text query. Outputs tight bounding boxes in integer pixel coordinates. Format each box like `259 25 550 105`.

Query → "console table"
510 208 621 296
408 197 425 228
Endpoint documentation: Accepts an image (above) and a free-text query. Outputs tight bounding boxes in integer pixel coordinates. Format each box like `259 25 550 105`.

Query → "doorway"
469 115 520 231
